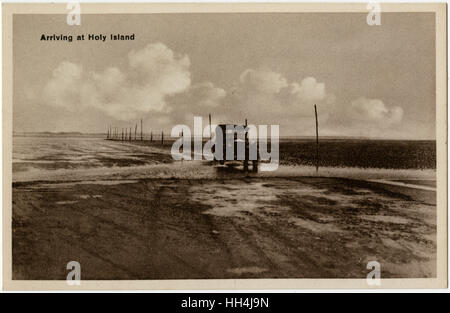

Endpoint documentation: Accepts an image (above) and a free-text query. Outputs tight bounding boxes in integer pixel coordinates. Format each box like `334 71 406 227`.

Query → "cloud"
160 82 227 128
224 68 404 137
324 97 404 137
347 97 403 125
238 68 288 94
43 43 192 120
329 97 403 127
184 82 226 107
128 42 191 95
289 77 326 103
40 47 405 137
44 61 84 111
225 68 331 126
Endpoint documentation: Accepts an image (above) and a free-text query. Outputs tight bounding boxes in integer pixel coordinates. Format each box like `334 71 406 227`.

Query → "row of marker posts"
106 119 165 146
105 114 215 147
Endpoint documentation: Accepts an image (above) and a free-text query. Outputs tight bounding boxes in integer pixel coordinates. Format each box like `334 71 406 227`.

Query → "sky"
13 13 436 139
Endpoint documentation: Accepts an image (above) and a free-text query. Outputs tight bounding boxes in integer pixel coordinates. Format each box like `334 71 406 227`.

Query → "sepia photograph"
2 2 447 291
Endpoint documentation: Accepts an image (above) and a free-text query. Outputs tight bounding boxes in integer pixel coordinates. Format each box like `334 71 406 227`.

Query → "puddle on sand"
55 200 79 205
289 217 342 233
368 179 436 191
360 215 411 224
79 194 103 199
37 180 139 189
190 182 280 217
226 266 268 275
190 181 327 218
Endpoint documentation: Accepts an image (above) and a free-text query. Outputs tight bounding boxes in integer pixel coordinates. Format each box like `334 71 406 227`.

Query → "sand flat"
12 177 436 279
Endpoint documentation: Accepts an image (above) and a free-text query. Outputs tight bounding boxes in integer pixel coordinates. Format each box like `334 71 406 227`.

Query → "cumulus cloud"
128 43 191 95
328 97 403 127
44 61 84 111
43 43 192 120
238 68 288 94
325 97 404 137
347 97 403 125
223 68 404 137
225 68 331 126
184 82 226 107
40 46 405 137
289 77 326 103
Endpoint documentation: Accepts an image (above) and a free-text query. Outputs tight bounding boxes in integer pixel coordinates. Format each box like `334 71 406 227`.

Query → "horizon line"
12 131 436 141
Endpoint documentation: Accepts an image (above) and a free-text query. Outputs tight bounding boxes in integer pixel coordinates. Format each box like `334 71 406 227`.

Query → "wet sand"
12 176 436 280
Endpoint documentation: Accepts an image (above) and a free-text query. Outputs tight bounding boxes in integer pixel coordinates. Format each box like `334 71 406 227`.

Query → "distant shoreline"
12 132 436 141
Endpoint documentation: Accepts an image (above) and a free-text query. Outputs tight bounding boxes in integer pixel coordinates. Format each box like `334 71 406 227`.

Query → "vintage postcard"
2 3 447 290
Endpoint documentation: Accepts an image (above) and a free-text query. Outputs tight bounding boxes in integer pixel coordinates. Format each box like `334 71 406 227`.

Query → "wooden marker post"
244 118 249 173
314 104 319 172
141 119 143 141
209 114 212 141
161 130 164 146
